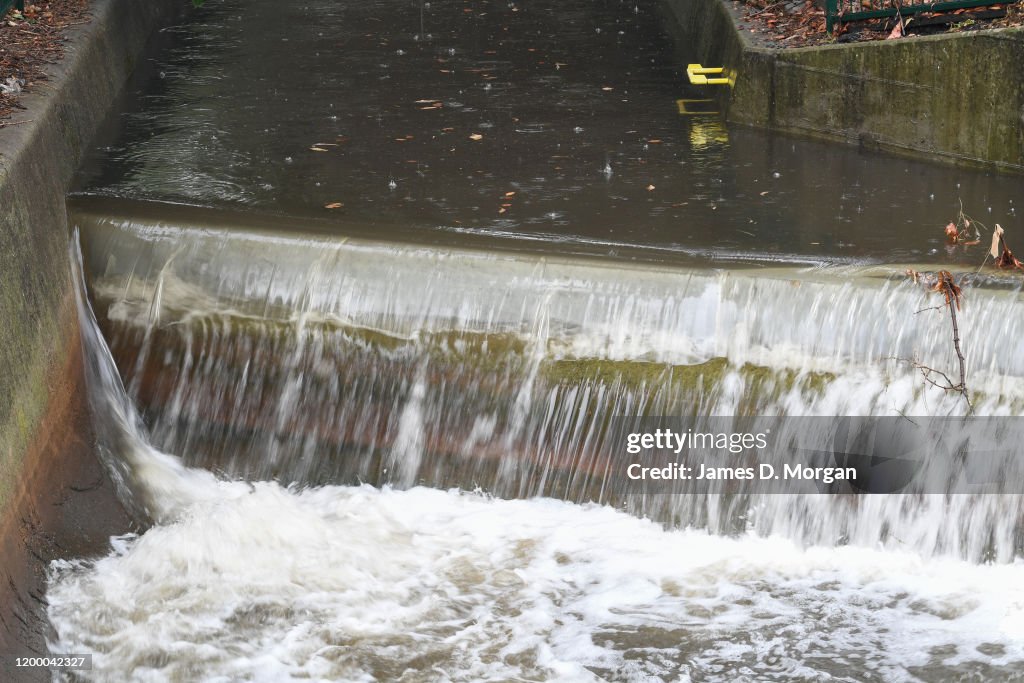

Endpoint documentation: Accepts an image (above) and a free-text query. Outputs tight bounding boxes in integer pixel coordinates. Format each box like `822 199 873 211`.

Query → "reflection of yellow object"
676 98 719 116
689 119 729 150
686 64 735 87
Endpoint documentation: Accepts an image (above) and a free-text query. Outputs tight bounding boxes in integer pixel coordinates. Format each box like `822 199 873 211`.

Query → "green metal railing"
827 0 1010 32
1 0 25 20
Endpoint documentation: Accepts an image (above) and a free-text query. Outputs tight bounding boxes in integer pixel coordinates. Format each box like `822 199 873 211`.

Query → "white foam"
48 485 1024 681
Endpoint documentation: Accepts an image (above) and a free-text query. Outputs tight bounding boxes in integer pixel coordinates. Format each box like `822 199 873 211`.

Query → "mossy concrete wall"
663 0 1024 172
0 0 180 672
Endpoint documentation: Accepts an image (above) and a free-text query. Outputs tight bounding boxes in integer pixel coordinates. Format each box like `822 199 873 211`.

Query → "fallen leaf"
945 222 958 242
469 133 483 141
324 202 344 209
646 184 655 191
505 191 516 197
990 224 1004 259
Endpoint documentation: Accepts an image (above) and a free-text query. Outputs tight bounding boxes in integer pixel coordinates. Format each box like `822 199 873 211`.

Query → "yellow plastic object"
686 64 732 86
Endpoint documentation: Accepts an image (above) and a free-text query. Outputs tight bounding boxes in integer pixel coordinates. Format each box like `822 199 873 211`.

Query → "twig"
896 270 973 411
748 1 785 16
0 119 33 127
944 275 968 393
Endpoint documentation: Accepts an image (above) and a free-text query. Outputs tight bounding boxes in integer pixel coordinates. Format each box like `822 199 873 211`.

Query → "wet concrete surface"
0 311 133 683
74 0 1022 267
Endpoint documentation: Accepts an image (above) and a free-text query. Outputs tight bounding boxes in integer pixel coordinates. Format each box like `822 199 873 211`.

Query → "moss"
541 356 834 397
541 357 730 391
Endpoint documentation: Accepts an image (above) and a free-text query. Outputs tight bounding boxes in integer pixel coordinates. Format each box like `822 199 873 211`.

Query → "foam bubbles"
48 486 1024 681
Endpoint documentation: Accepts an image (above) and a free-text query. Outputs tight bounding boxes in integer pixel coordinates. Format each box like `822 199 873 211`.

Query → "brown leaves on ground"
735 0 1024 48
735 0 827 48
0 0 90 123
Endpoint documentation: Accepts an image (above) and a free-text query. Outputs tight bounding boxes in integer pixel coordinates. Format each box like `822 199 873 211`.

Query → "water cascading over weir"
70 196 1024 562
31 0 1024 671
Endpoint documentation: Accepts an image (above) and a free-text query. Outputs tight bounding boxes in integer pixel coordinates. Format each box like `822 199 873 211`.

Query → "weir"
71 198 1024 563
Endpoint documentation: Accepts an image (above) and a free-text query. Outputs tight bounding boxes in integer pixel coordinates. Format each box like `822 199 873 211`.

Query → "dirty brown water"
75 0 1021 266
46 0 1024 680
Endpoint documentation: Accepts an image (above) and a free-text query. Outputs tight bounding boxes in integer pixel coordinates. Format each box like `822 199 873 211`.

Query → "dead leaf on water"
469 133 483 141
324 203 344 209
990 224 1004 258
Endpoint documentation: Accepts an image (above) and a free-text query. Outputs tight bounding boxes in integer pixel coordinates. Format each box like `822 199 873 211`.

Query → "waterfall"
70 205 1024 561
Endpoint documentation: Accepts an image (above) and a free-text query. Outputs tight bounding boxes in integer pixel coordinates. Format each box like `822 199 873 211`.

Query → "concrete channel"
0 0 1020 675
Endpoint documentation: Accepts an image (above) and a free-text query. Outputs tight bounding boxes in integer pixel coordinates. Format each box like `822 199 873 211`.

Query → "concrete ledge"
663 0 1024 172
0 0 181 671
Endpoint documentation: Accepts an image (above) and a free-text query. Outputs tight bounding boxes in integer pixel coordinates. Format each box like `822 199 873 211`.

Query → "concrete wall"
663 0 1024 172
0 0 180 673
